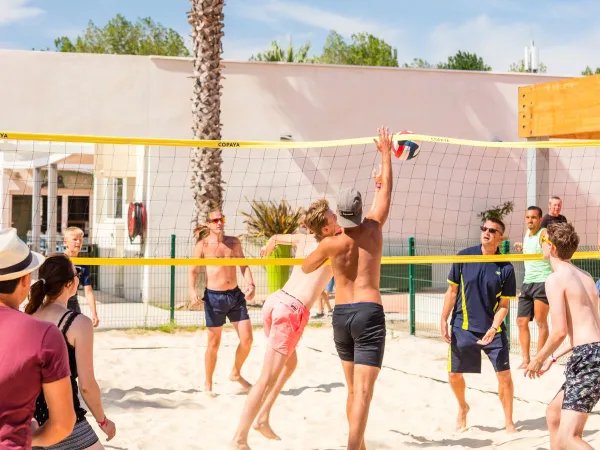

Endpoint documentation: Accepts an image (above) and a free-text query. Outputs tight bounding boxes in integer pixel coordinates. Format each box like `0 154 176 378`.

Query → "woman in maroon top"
27 254 116 449
0 228 75 449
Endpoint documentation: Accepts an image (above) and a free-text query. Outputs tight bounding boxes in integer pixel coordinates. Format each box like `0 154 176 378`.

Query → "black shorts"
448 327 510 373
332 302 386 368
67 295 81 313
203 286 250 327
517 283 549 320
560 342 600 413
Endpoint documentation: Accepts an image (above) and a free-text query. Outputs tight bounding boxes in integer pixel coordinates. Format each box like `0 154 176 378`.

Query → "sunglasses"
540 233 554 247
480 225 502 235
209 217 226 224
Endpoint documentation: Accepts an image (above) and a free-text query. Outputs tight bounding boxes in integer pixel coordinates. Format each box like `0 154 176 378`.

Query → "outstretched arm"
366 127 393 226
261 233 305 257
301 239 331 274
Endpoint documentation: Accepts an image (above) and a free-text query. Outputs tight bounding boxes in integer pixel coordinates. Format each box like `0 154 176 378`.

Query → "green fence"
55 235 599 359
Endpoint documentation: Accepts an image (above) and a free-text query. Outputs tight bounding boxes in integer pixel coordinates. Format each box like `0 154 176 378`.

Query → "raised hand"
373 126 394 154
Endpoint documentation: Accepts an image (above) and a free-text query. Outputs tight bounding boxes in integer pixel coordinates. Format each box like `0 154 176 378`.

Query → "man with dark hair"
440 218 517 432
0 228 76 449
541 196 567 228
513 206 552 369
525 222 600 449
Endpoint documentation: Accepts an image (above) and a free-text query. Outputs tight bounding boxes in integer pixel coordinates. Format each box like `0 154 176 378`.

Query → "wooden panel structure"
519 74 600 139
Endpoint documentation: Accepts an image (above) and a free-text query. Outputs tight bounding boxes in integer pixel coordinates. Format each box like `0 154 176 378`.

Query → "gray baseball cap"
337 187 363 228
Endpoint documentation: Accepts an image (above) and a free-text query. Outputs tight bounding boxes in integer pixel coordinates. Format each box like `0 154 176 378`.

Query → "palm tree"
187 0 225 227
250 38 312 63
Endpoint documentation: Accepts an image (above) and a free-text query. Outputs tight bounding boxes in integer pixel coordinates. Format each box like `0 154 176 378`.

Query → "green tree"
437 50 491 71
582 66 600 76
316 31 398 67
402 58 434 69
250 39 312 63
54 14 190 57
509 59 547 73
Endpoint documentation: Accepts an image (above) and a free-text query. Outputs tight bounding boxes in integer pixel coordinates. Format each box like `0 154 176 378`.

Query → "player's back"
331 219 383 306
563 264 600 347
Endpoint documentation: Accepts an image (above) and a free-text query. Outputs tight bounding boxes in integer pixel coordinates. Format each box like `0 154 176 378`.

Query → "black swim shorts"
517 282 549 320
203 286 250 327
560 341 600 413
332 302 386 368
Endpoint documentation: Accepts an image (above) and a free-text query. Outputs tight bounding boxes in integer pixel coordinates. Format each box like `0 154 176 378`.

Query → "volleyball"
393 130 420 160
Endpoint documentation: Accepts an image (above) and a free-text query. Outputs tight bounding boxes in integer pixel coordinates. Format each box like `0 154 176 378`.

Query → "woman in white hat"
26 253 116 449
0 228 75 449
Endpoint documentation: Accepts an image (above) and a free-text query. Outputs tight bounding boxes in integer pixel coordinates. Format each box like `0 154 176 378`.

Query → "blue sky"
1 0 599 76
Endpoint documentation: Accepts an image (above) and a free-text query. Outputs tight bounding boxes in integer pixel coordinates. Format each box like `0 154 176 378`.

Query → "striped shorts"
33 419 99 450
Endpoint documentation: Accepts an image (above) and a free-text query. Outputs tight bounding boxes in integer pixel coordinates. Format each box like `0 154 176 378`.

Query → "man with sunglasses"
441 218 517 433
525 223 600 449
189 210 256 396
513 206 552 370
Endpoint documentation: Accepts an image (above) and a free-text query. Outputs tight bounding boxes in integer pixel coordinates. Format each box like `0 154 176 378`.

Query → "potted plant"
241 199 303 293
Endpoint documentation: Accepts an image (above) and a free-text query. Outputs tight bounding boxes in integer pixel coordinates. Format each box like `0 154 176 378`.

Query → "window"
107 178 123 219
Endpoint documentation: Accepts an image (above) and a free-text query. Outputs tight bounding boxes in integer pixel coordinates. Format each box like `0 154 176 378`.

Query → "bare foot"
230 373 252 391
230 440 252 450
456 404 470 432
253 422 281 441
517 360 530 370
204 383 217 397
505 422 518 434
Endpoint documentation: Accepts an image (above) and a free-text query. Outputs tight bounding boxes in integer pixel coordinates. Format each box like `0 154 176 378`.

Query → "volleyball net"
2 129 600 353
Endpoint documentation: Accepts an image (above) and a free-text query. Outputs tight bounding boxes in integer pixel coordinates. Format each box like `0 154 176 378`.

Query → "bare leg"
323 292 333 313
558 409 592 449
547 390 563 449
448 372 470 431
84 440 105 449
230 319 253 392
534 300 550 355
496 370 517 433
340 361 366 450
231 347 288 449
205 327 222 394
317 293 325 314
517 316 531 369
347 364 380 450
254 350 298 440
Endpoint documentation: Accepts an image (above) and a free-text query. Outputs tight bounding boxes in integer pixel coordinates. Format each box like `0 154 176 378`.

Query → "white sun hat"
0 228 45 281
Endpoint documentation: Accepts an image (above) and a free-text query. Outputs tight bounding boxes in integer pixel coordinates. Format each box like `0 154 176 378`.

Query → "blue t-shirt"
447 245 516 333
75 264 92 287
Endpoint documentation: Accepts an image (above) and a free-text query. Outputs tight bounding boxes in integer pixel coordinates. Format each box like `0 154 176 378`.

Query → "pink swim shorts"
262 290 309 356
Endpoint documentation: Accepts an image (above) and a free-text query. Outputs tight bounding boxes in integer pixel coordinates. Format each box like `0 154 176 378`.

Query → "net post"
170 234 176 324
501 239 511 348
408 237 416 336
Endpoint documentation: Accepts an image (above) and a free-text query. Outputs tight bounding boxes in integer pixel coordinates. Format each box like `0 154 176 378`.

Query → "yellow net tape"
72 252 600 266
2 130 600 149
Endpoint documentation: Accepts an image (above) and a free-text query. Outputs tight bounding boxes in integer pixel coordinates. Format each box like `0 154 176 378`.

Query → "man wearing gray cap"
302 127 394 450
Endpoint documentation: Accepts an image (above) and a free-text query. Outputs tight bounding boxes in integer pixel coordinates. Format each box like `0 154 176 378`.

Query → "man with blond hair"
526 222 600 449
63 227 99 327
231 199 340 449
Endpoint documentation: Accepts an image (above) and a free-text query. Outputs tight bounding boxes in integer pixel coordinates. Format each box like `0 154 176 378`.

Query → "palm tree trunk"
188 0 225 227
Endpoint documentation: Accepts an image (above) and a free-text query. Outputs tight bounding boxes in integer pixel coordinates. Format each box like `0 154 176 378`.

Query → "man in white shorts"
231 198 339 449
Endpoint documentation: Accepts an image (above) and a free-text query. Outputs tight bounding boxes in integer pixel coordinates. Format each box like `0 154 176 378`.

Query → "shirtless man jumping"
231 199 339 449
302 126 394 450
525 222 600 449
189 210 256 396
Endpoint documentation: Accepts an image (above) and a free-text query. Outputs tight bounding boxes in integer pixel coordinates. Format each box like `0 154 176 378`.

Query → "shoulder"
68 313 93 342
226 235 241 246
458 246 478 256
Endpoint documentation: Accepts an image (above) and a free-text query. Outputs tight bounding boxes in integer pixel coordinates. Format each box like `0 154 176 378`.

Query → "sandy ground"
87 325 600 450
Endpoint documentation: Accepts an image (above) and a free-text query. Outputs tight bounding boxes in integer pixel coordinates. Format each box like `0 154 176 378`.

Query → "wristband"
376 183 382 189
489 326 497 332
249 283 255 288
551 353 557 363
98 416 108 427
